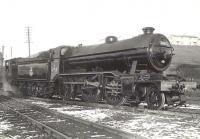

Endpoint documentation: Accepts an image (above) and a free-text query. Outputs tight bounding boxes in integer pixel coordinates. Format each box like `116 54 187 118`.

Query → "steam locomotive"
5 27 193 109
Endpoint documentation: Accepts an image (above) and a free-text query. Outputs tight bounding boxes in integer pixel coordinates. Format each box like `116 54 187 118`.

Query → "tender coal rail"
0 95 141 139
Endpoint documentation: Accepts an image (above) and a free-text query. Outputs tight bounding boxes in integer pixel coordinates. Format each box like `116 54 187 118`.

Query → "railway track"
0 95 143 139
17 96 200 139
27 96 200 118
0 104 49 139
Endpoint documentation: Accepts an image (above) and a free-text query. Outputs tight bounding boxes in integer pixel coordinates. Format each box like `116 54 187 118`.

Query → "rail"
28 96 200 119
1 95 145 139
0 102 71 139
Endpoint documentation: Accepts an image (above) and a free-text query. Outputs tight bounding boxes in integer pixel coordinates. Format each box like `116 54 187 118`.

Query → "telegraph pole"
25 27 32 57
1 45 4 66
10 47 12 58
2 45 4 58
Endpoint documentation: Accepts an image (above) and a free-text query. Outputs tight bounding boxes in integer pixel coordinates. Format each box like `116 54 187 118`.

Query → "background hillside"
165 45 200 83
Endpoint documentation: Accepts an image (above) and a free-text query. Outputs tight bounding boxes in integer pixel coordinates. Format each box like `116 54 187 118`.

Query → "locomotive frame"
5 27 192 110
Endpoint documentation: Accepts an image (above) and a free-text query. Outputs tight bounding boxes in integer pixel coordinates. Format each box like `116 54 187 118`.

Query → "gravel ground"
24 99 200 139
0 107 46 139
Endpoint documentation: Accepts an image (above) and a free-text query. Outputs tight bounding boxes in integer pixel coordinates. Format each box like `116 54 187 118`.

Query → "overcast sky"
0 0 199 58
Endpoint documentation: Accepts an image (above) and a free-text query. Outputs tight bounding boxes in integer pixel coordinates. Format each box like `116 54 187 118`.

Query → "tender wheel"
44 83 55 98
64 85 74 101
31 83 40 97
40 85 48 98
31 83 44 97
27 83 34 96
37 84 47 97
146 85 165 110
82 86 102 103
19 82 27 96
104 78 127 106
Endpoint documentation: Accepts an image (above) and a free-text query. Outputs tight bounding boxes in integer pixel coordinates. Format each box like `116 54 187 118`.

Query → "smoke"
0 68 22 97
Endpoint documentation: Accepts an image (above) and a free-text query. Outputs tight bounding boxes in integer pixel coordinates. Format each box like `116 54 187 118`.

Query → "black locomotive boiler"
6 27 191 109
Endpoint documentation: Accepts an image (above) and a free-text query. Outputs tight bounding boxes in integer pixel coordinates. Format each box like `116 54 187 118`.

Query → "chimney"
142 27 155 34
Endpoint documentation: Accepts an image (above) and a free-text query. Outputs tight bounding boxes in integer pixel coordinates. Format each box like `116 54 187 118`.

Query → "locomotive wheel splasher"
104 77 127 106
